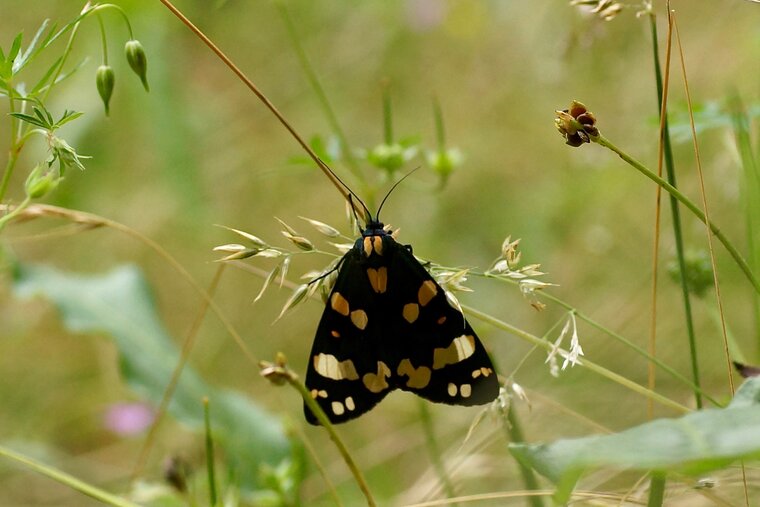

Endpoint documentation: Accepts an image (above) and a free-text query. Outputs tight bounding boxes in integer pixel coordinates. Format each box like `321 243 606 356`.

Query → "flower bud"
555 100 599 147
25 164 60 199
96 65 115 116
125 39 149 92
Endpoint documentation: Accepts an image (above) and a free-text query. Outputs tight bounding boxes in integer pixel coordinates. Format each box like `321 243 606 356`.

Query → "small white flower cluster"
487 236 555 310
545 312 584 377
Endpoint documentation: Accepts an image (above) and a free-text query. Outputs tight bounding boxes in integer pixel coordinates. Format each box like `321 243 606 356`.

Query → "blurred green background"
1 0 759 505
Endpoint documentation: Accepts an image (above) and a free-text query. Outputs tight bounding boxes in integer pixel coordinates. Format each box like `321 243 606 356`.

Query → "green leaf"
509 377 760 503
8 32 23 65
9 112 48 129
14 19 50 73
12 264 303 497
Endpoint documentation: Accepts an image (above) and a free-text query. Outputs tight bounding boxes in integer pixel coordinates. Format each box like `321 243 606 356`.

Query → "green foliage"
510 377 760 504
12 263 304 503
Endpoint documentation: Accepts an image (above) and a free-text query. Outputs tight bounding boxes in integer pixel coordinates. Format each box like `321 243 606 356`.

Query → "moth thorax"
362 234 385 258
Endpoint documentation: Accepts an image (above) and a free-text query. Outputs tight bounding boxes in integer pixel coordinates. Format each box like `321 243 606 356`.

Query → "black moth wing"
304 245 392 424
384 238 499 406
304 230 499 425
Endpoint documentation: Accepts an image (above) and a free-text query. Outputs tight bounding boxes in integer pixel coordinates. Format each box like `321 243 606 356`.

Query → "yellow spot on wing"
331 330 340 338
418 280 438 307
350 309 368 330
331 292 350 316
460 384 472 398
433 335 476 370
447 383 458 397
402 303 419 323
362 361 391 393
363 236 373 257
345 397 356 411
397 359 431 389
372 236 384 255
367 267 388 293
313 353 359 380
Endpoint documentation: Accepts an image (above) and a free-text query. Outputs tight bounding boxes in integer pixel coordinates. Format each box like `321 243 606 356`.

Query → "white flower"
545 312 583 376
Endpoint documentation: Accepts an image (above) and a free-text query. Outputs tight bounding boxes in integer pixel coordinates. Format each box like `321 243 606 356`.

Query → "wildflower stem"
505 408 545 507
286 370 377 507
418 400 458 503
276 3 363 181
647 473 666 507
648 8 702 409
158 0 365 218
463 304 690 413
203 397 219 507
594 134 760 296
0 196 31 232
0 444 140 507
479 273 720 406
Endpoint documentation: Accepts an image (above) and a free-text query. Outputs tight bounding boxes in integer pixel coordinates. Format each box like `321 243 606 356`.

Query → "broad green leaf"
509 377 760 503
13 264 303 497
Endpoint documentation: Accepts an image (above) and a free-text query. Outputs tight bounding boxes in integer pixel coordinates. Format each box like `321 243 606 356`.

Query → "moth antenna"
348 195 365 235
318 156 371 226
376 167 420 221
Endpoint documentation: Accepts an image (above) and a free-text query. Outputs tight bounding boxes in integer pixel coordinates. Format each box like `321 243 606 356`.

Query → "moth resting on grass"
304 201 499 424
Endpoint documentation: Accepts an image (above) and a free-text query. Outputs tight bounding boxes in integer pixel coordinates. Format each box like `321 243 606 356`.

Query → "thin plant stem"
417 400 458 503
650 2 702 410
276 2 363 180
673 13 747 506
383 82 393 144
505 408 545 507
646 473 665 507
292 424 344 507
266 363 377 507
672 13 735 397
480 273 720 406
594 134 760 295
131 263 228 482
97 13 109 65
463 305 690 413
0 445 141 507
157 0 364 218
203 397 219 507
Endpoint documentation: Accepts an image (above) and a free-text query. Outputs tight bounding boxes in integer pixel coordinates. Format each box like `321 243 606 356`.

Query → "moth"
304 192 499 424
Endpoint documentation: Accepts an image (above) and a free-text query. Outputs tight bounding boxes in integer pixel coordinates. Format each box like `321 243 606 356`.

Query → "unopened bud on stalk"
96 65 115 116
125 39 149 92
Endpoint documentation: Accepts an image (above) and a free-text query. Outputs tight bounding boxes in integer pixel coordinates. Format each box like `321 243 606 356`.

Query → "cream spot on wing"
350 309 368 330
433 335 476 370
331 292 350 316
402 303 419 323
310 389 319 398
460 384 472 398
331 401 345 416
481 367 492 377
418 280 438 307
471 369 482 379
345 397 356 411
397 358 431 389
313 353 359 380
447 383 458 397
372 236 384 255
362 361 391 393
318 390 328 398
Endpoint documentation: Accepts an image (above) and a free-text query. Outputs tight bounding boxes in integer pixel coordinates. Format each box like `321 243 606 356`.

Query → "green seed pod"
96 65 115 116
125 39 149 92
